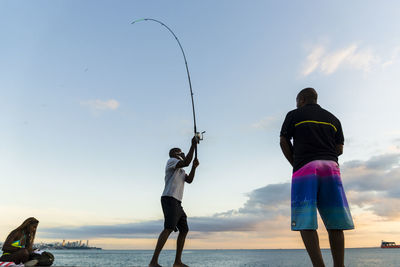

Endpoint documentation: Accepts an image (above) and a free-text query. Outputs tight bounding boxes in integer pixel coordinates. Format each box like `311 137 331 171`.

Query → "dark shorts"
161 196 188 233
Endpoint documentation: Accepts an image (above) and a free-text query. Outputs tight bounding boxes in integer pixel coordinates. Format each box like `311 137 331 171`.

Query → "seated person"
0 217 39 264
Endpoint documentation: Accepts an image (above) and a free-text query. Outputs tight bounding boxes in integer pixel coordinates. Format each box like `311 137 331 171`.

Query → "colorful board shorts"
291 160 354 231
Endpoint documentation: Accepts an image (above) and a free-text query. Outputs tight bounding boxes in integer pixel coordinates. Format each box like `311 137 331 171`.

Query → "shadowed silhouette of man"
149 136 199 267
280 88 354 267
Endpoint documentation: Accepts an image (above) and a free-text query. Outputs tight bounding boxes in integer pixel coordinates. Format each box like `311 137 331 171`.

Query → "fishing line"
131 18 204 158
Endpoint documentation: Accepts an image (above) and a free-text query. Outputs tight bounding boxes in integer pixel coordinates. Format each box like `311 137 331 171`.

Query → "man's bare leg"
149 228 173 267
300 230 325 267
327 229 344 267
173 230 188 267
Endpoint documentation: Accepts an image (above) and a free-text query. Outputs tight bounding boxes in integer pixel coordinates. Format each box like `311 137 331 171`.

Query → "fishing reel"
195 131 206 144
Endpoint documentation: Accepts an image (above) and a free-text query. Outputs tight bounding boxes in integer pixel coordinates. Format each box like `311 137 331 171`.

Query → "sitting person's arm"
2 231 21 253
26 229 37 253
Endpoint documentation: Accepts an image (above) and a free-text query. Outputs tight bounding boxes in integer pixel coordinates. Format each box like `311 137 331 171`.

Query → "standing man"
149 136 199 267
280 88 354 267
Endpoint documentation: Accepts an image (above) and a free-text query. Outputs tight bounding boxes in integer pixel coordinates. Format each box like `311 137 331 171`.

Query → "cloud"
39 217 262 239
40 183 291 239
342 153 400 218
342 154 400 191
39 153 400 240
40 220 163 239
320 45 358 74
302 45 325 76
251 116 278 130
239 183 290 215
301 44 379 76
80 99 120 111
382 46 400 67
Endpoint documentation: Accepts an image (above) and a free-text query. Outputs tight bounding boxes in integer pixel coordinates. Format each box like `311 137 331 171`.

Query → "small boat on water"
381 240 400 248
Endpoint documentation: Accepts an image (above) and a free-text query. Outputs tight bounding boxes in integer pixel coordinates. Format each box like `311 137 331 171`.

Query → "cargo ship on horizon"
381 240 400 248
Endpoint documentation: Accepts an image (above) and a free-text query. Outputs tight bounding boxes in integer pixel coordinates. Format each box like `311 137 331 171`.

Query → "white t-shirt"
162 158 187 201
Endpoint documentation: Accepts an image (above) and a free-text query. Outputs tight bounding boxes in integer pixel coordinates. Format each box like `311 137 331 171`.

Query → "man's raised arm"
185 158 199 184
176 136 197 168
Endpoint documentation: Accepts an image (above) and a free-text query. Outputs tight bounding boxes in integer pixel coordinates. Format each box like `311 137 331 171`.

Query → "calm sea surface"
49 248 399 267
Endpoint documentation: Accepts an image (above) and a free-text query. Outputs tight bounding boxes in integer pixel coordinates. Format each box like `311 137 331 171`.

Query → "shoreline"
47 247 381 251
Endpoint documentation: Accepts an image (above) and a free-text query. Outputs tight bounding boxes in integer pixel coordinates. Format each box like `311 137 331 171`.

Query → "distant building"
33 240 101 250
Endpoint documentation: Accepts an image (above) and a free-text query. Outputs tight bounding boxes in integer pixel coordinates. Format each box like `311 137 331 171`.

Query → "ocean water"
49 248 399 267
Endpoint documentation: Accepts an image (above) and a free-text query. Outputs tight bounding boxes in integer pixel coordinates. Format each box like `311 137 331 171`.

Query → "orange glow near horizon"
36 212 400 250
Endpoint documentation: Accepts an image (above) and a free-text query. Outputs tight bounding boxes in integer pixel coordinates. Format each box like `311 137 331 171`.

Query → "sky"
0 0 400 249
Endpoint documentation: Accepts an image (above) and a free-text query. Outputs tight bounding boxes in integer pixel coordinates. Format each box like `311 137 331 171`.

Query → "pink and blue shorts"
291 160 354 231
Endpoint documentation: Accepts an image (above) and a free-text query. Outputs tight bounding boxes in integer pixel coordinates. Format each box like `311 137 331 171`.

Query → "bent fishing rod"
131 18 205 158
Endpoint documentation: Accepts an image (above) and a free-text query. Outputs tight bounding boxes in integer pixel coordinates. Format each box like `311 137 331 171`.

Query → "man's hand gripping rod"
195 131 206 159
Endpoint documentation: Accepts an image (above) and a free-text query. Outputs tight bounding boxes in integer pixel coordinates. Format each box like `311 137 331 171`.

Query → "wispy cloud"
251 116 278 130
382 46 400 68
301 43 379 76
80 99 120 111
39 153 400 239
302 45 325 76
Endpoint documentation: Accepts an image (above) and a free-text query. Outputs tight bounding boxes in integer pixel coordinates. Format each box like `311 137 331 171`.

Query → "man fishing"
149 136 199 267
280 88 354 267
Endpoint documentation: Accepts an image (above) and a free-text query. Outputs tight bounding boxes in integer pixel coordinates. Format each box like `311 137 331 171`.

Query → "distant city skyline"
0 1 399 249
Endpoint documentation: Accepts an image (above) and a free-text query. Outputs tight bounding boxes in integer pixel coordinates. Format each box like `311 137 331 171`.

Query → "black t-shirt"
280 103 344 172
